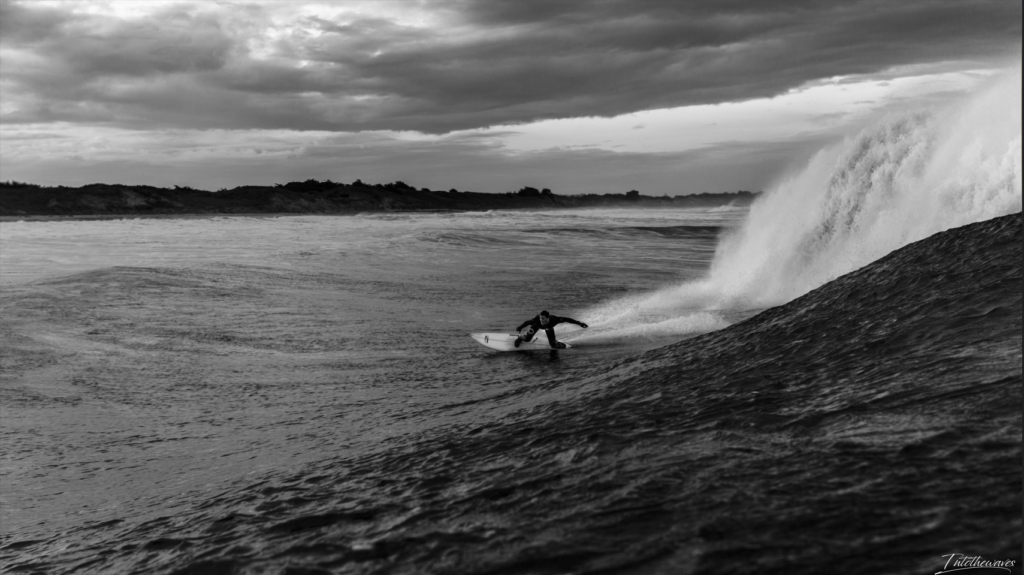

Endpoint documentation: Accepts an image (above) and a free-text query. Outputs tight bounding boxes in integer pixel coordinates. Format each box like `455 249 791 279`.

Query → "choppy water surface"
2 208 1019 575
0 207 748 541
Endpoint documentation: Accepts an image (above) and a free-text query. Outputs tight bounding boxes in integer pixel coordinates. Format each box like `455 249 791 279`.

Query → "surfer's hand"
580 322 589 328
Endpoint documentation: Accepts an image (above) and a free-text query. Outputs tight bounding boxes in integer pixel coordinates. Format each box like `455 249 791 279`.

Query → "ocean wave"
586 63 1022 328
13 212 1016 575
707 64 1022 309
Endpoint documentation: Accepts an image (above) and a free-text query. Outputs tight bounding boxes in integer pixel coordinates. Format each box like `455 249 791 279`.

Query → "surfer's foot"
514 336 523 348
554 342 567 349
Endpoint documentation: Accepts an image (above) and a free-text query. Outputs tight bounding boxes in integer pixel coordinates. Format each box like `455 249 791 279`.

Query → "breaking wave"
587 63 1022 331
709 65 1022 308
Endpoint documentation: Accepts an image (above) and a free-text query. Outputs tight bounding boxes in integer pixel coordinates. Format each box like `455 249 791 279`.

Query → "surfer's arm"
516 319 532 331
560 316 589 328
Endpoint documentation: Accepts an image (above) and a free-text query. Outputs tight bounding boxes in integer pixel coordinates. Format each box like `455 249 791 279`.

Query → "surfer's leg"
544 329 557 348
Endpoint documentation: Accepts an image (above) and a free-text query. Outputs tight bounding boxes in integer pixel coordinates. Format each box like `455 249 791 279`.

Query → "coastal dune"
5 212 1018 574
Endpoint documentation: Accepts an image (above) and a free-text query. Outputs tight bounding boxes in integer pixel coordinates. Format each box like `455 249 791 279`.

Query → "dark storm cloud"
0 2 231 76
0 0 236 126
0 0 1019 133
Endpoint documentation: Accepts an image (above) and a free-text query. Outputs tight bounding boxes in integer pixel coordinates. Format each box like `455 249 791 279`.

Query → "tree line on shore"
0 179 759 217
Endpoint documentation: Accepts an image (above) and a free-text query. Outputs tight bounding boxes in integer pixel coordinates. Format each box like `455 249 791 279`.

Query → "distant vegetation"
0 180 41 189
0 178 760 217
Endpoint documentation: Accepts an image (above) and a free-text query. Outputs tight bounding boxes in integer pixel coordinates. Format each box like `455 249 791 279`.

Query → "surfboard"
470 332 571 351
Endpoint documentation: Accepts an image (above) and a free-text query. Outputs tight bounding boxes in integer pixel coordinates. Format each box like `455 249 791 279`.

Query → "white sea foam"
571 311 729 344
586 63 1022 332
710 65 1021 308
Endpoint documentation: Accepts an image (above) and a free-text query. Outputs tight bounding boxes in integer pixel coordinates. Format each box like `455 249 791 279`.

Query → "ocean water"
0 207 749 539
1 67 1020 574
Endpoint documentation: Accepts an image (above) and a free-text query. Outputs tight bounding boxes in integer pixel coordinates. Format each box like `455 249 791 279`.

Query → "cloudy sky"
0 0 1019 194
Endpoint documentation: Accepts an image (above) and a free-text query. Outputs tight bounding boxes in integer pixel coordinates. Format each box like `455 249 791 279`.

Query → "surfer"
515 310 588 349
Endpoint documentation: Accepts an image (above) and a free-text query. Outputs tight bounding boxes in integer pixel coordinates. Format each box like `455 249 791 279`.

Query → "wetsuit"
516 315 586 348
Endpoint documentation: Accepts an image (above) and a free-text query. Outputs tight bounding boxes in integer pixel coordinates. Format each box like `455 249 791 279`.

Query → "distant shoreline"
0 179 758 219
0 206 741 223
0 211 385 223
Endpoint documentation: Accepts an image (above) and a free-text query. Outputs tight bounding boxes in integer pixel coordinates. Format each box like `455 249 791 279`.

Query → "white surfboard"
470 332 571 351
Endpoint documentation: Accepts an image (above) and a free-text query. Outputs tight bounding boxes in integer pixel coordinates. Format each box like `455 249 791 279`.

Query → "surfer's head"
539 310 550 325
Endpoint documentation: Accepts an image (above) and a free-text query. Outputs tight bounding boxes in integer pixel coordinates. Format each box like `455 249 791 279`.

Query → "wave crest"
585 64 1022 335
706 65 1021 309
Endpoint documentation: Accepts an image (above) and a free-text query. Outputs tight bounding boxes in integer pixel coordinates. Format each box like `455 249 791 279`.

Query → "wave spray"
585 64 1022 337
